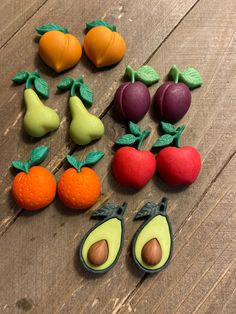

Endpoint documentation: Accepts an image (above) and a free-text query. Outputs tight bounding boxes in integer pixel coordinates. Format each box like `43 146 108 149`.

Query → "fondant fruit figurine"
153 121 201 186
57 151 104 210
154 65 203 123
112 121 156 189
57 76 104 145
12 70 60 137
80 202 127 273
84 20 126 68
36 23 82 73
114 65 159 122
132 198 173 273
11 146 56 211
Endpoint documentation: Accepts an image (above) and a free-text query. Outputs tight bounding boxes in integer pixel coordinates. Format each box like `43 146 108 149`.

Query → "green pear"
69 96 104 145
23 89 60 137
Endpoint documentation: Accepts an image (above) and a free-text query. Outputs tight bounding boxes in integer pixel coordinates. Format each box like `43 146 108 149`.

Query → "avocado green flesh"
134 215 171 270
82 217 122 271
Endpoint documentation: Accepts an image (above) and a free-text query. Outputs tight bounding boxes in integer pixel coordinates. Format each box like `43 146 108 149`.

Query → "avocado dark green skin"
132 198 173 274
79 203 127 275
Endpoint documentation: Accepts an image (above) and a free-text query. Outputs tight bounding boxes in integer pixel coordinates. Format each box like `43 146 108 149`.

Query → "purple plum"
154 82 191 123
114 82 151 122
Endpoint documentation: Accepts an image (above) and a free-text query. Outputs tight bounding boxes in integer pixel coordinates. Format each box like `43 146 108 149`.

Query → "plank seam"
111 275 147 314
144 0 201 65
174 245 236 313
192 258 236 314
0 0 49 50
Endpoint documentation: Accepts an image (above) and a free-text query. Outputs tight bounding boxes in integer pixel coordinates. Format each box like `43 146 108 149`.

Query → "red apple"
112 147 156 189
156 146 201 186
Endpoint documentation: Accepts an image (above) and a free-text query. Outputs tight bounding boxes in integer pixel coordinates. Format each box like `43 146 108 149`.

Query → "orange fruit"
37 24 82 73
84 22 126 68
12 166 56 211
57 167 101 210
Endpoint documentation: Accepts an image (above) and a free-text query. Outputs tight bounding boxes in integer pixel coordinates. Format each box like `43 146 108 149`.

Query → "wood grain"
0 0 199 235
0 0 48 48
0 0 236 313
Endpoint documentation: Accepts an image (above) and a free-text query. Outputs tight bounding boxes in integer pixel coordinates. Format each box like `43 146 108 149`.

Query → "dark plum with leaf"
115 81 150 122
154 65 203 123
112 122 156 189
114 65 159 122
154 82 191 123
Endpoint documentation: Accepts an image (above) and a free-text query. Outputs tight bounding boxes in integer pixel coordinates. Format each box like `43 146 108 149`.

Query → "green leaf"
12 161 29 173
34 77 49 98
79 83 93 106
115 134 137 145
36 23 68 35
29 146 49 166
135 65 160 86
129 121 142 136
160 121 176 135
66 155 78 169
92 203 120 218
57 77 74 90
31 69 40 78
12 71 29 84
135 199 167 218
135 202 157 219
179 67 203 89
85 151 104 165
152 134 175 147
86 20 116 32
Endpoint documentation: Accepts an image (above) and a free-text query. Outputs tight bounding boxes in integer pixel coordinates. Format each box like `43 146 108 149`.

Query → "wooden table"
0 0 235 313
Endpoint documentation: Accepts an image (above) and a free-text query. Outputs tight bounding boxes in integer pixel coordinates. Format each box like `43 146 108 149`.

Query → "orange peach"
84 22 126 68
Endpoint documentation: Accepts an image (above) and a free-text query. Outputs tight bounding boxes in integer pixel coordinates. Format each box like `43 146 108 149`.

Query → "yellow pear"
69 96 104 145
23 89 60 137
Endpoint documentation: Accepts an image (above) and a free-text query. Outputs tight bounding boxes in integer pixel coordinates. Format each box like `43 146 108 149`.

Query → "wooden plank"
0 0 199 234
1 0 236 313
186 257 236 314
0 0 48 48
222 289 236 314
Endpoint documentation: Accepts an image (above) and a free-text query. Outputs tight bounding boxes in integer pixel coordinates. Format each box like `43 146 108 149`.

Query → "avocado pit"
87 239 109 266
141 238 162 266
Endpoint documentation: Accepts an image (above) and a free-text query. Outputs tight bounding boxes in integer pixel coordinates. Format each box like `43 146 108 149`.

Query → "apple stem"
175 125 185 147
137 130 151 150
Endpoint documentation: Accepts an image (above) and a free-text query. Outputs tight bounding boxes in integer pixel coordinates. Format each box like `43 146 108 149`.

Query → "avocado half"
132 197 173 273
79 202 127 274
